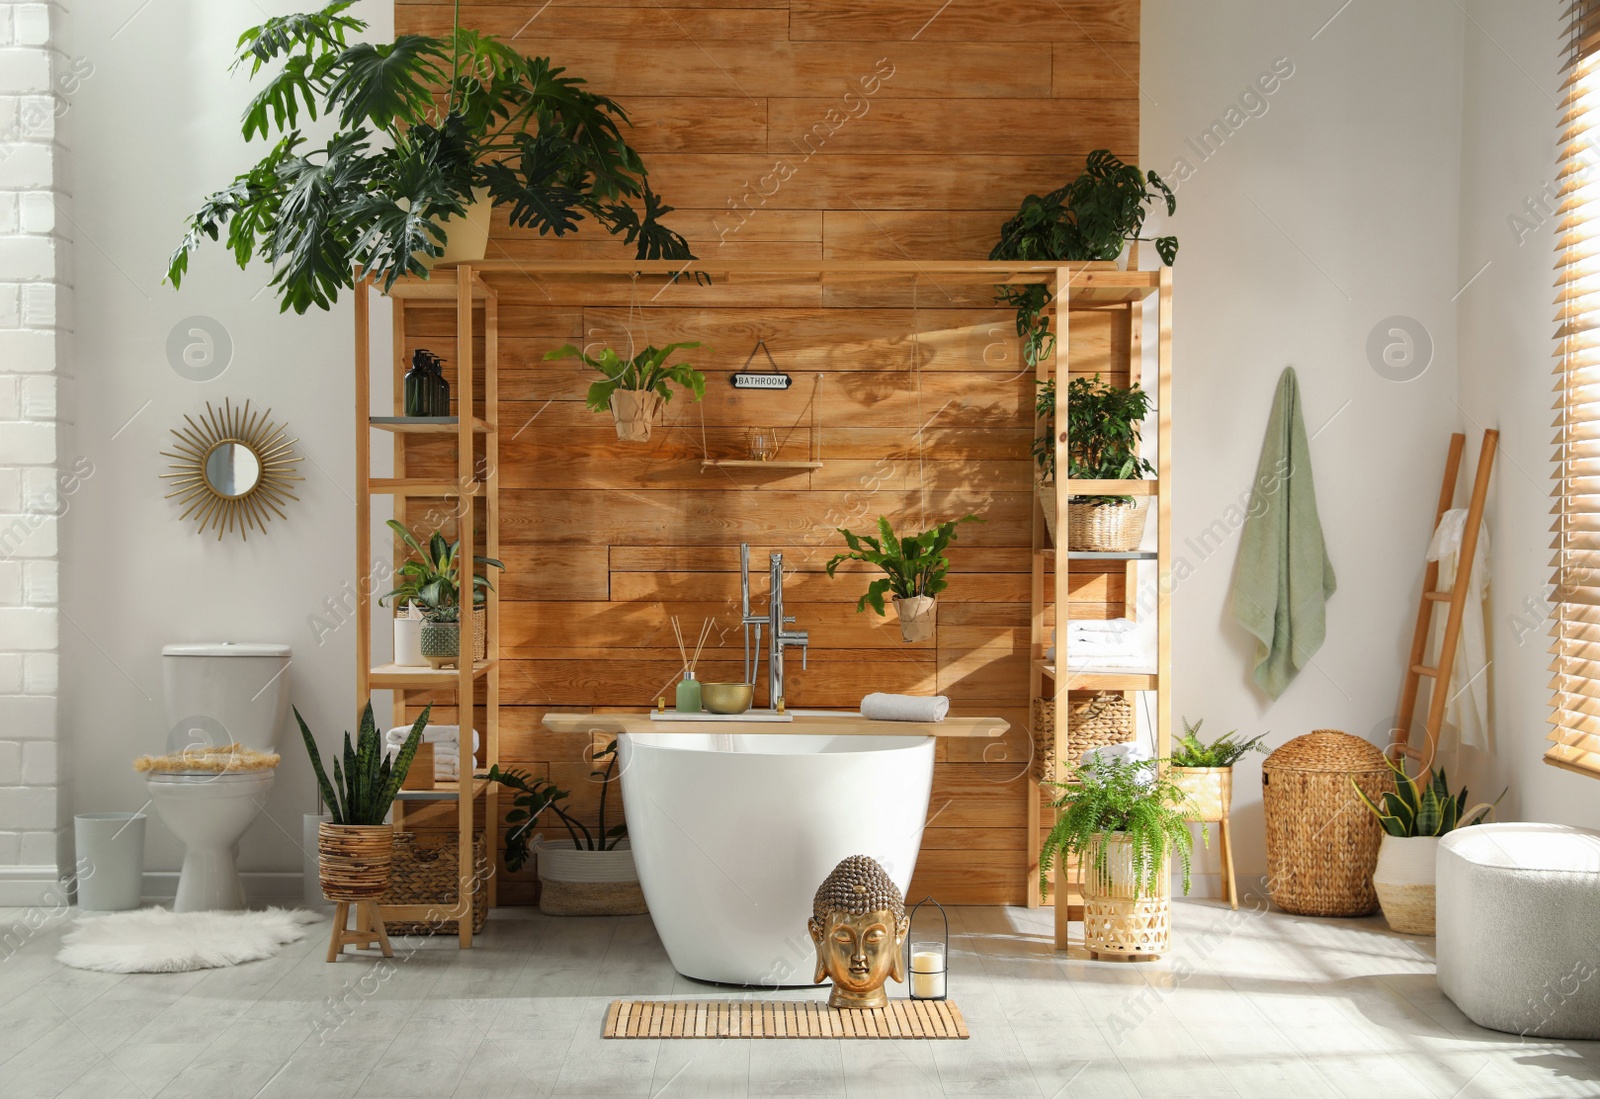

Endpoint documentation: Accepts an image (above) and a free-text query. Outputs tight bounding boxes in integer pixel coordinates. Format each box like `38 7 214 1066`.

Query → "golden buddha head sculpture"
808 855 909 1010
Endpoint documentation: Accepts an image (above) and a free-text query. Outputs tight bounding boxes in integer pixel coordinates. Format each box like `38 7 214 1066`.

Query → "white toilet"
146 642 291 912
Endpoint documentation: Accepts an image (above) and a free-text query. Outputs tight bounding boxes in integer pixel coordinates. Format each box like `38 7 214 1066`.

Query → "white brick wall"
0 0 64 902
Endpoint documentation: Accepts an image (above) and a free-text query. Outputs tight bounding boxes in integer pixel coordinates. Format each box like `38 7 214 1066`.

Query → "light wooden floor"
0 898 1595 1098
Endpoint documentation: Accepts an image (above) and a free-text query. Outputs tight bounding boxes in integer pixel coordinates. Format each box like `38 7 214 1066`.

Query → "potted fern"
481 742 644 916
990 149 1177 369
1169 718 1268 823
543 341 704 442
297 702 430 900
1039 755 1194 959
825 514 980 642
166 1 695 314
377 520 504 668
1354 760 1504 936
1034 375 1156 550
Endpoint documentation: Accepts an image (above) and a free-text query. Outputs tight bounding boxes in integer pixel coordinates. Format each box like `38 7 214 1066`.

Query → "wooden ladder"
1389 429 1498 771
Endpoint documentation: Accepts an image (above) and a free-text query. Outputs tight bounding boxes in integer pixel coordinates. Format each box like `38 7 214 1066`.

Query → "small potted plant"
165 3 695 313
825 514 980 642
990 149 1177 368
543 341 705 442
1169 718 1268 823
1039 755 1194 959
297 702 430 901
378 520 504 669
1034 375 1156 550
1354 760 1504 936
482 742 644 916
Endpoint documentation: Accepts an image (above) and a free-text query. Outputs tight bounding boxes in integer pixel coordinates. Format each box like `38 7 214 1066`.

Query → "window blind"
1549 0 1600 777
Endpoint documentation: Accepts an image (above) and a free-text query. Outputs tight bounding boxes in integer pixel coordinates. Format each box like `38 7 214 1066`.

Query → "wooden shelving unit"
1026 267 1173 952
354 265 501 949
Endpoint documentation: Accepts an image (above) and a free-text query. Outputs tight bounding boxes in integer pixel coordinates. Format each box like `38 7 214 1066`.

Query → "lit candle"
910 947 945 999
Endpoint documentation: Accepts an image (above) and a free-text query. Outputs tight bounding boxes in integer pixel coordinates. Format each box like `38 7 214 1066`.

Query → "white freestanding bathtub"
617 729 935 986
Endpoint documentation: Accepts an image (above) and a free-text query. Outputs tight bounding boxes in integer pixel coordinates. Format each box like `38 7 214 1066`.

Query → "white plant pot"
393 613 426 668
1372 834 1438 935
532 837 647 916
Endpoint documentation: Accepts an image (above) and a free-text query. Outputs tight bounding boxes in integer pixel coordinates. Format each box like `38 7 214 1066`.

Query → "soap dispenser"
425 351 451 416
404 349 435 417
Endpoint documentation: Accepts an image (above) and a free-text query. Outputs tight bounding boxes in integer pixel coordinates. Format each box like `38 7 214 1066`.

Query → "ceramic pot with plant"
378 519 504 666
826 515 981 643
297 702 430 900
1354 760 1504 936
544 341 704 442
1033 375 1156 550
166 4 695 314
990 149 1177 369
482 742 644 916
1169 718 1269 822
1040 755 1194 958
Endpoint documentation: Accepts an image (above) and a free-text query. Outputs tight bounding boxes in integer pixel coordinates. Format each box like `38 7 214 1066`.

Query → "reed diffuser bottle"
672 616 714 714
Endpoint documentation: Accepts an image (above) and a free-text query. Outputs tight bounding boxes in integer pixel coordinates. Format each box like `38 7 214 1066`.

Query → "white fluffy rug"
58 907 323 973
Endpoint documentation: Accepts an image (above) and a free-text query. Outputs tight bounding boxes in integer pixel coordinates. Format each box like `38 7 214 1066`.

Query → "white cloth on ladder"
1426 509 1491 751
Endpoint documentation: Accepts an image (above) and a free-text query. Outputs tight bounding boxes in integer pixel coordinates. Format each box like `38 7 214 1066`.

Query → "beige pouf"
1437 822 1600 1038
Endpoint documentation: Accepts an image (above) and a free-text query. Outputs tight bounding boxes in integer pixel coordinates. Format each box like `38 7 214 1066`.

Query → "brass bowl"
700 682 754 715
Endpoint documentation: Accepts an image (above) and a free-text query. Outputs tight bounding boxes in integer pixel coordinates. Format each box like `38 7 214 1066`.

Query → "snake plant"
825 514 981 616
297 701 431 826
1353 758 1505 838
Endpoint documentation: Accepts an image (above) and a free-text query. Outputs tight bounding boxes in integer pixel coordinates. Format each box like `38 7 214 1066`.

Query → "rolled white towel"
860 693 950 723
1078 742 1156 784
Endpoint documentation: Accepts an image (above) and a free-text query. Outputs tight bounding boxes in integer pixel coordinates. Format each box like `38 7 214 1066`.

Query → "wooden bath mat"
603 999 968 1039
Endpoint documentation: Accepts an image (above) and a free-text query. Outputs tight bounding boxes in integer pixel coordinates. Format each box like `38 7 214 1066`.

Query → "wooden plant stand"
326 901 395 961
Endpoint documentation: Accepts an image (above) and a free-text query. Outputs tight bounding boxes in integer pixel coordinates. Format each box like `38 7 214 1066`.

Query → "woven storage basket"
1081 833 1172 958
1067 497 1151 552
1262 730 1394 917
377 831 489 935
1031 693 1134 782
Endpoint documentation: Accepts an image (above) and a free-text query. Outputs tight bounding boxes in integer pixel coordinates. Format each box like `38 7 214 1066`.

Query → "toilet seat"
145 768 276 784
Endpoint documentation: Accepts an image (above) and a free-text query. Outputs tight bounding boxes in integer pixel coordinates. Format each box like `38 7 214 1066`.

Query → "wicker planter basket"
1372 834 1438 935
535 838 647 916
1031 693 1134 782
1171 767 1233 822
1067 497 1151 552
1262 730 1394 917
318 823 395 901
609 390 664 442
1081 832 1171 959
377 831 489 935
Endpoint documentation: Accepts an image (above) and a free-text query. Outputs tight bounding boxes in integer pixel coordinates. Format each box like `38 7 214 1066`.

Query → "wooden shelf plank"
369 660 498 688
543 711 1009 738
369 478 485 496
1062 479 1156 496
392 777 492 802
701 459 824 470
1034 661 1157 690
370 416 494 434
1040 549 1157 561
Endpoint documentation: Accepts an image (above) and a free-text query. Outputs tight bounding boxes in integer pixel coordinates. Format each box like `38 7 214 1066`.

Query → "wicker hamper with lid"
1262 730 1395 916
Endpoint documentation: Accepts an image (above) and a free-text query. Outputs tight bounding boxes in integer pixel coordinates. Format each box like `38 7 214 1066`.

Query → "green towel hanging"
1230 367 1336 699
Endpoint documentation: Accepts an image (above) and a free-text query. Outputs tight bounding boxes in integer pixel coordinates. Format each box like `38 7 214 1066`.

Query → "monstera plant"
166 0 694 313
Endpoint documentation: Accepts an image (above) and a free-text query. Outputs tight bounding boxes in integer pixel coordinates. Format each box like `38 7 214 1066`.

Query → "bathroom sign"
731 338 792 390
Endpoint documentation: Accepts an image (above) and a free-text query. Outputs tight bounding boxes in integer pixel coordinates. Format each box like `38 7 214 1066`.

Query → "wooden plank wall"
394 0 1140 905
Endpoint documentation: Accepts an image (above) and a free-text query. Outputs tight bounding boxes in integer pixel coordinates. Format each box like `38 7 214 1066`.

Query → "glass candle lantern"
906 897 949 1001
746 427 777 461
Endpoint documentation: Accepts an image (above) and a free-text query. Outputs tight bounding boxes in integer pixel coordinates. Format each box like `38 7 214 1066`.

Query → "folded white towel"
1066 655 1150 670
860 693 950 723
1068 617 1137 636
385 725 479 782
1067 637 1142 657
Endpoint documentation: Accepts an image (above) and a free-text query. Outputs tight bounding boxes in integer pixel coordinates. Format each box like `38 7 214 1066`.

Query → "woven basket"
377 831 489 935
1262 730 1394 917
1081 833 1171 958
1067 497 1150 552
1031 693 1134 782
1171 767 1233 822
318 823 394 901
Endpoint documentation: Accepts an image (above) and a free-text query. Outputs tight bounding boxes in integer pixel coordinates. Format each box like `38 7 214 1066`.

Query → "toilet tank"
163 643 292 754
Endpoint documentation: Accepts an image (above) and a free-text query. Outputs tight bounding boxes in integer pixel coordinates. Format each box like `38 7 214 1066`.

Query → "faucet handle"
783 616 796 625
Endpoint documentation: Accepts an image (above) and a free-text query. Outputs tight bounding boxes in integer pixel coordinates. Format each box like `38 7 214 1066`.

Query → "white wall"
59 0 392 895
1143 0 1473 893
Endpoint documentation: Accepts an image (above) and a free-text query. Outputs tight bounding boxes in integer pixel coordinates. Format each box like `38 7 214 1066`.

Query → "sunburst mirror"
160 400 302 540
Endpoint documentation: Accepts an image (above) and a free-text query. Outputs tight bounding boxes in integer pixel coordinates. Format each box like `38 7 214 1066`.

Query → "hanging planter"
545 340 704 445
892 595 938 643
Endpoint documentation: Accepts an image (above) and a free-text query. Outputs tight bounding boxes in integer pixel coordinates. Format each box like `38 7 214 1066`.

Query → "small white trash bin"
74 812 146 911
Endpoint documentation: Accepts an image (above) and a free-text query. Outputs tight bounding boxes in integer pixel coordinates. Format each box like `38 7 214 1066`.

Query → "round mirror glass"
203 441 261 498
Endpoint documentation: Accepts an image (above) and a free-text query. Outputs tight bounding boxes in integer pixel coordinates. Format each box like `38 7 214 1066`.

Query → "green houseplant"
1354 760 1504 935
1168 717 1268 824
1039 755 1194 958
991 149 1177 369
298 701 430 900
166 0 695 314
378 519 504 668
825 514 980 642
481 743 645 916
542 340 704 442
1033 374 1156 549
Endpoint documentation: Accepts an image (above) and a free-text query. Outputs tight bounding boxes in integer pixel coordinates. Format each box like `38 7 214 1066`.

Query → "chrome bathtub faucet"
740 544 808 711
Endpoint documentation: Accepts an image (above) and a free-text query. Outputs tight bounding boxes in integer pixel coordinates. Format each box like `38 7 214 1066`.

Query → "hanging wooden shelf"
701 459 823 471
